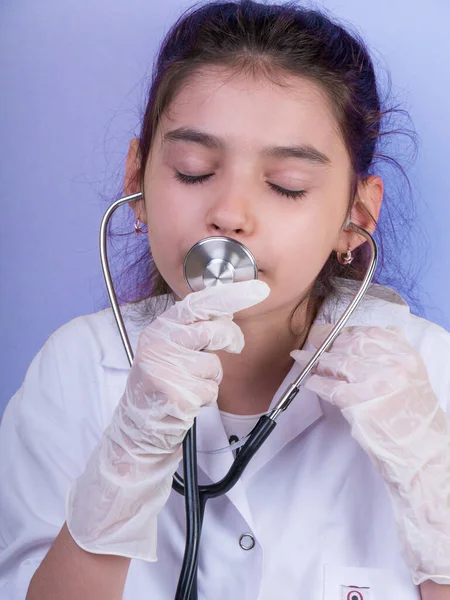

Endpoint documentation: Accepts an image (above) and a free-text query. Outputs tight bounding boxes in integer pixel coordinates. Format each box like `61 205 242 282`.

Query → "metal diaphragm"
183 236 258 292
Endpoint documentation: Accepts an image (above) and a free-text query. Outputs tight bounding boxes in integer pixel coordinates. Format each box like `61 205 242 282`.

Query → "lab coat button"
239 533 255 550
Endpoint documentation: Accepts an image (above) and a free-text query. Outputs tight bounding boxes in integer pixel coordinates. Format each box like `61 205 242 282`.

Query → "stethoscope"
99 191 378 600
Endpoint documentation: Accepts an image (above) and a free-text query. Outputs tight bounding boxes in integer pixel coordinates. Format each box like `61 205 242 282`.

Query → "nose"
205 187 255 238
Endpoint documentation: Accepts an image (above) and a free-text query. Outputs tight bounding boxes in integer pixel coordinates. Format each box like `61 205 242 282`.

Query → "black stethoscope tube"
173 420 202 600
174 415 277 599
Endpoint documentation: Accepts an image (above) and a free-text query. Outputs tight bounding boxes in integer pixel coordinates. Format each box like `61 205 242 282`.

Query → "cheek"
144 195 181 281
268 240 327 292
145 166 203 237
144 182 204 297
265 204 343 289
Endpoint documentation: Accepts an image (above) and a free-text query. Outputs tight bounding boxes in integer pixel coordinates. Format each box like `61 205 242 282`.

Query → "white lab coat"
1 280 450 600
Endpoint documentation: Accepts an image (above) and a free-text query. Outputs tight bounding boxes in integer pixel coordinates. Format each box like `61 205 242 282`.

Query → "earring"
337 247 354 265
134 218 147 235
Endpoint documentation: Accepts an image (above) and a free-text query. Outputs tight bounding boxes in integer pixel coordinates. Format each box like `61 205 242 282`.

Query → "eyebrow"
163 127 332 166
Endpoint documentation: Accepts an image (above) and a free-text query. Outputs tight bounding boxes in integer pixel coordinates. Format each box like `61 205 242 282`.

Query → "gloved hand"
291 324 450 586
66 279 270 561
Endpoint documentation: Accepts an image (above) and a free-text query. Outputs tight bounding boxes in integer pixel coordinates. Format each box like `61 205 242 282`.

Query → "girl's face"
127 67 382 318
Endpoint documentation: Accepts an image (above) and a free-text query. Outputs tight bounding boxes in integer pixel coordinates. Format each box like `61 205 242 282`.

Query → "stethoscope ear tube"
99 195 378 600
268 222 378 420
99 192 144 368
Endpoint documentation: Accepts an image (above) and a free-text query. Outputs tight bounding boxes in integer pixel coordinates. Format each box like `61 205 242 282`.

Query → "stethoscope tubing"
99 192 378 600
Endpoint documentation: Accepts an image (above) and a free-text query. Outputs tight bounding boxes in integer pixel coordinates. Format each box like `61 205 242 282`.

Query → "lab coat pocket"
322 563 421 600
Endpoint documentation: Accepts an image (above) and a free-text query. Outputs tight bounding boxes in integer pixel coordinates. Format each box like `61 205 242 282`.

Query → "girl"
1 1 449 599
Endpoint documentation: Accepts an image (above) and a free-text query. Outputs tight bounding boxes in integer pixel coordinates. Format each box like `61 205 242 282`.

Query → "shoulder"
402 312 450 410
3 294 174 445
8 294 173 420
320 278 413 328
320 278 450 411
45 294 174 371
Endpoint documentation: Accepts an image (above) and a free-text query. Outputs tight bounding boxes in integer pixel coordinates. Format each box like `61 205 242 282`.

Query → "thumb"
167 280 271 325
306 323 335 350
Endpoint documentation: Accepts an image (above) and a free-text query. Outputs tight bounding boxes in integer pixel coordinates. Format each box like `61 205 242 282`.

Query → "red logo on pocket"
340 585 371 600
347 592 363 600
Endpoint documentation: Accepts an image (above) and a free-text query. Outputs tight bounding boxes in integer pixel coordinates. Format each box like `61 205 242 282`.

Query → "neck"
216 298 317 416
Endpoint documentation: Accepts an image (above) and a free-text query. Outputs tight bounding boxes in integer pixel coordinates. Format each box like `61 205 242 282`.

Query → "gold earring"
337 247 354 265
134 218 147 235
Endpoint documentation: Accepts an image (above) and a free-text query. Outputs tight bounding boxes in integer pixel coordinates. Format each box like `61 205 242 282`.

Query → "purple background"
1 0 449 415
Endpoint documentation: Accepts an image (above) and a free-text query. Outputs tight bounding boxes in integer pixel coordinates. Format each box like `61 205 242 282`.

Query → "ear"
124 137 147 224
335 175 383 253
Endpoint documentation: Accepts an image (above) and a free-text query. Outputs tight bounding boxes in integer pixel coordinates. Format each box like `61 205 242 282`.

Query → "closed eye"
173 171 307 200
266 182 307 199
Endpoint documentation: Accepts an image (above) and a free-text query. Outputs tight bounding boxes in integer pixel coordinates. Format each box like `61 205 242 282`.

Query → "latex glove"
66 279 270 561
291 324 450 586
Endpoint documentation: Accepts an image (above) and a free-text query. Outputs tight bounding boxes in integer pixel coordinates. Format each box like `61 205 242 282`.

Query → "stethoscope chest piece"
183 236 258 292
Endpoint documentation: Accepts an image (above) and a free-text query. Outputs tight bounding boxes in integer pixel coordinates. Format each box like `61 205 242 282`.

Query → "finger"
308 351 385 383
164 280 270 325
306 324 375 351
293 348 384 385
290 348 316 367
307 324 409 358
306 323 335 350
169 316 245 354
303 374 343 403
304 375 364 409
141 335 224 383
134 355 222 406
161 371 221 409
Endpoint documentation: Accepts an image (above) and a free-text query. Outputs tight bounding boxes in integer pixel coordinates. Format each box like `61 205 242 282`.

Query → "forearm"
26 523 131 600
420 581 450 600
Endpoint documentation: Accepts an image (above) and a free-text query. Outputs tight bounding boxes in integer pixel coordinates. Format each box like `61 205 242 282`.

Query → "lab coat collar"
194 279 411 485
98 279 411 525
317 278 411 329
194 355 323 476
98 295 174 371
191 355 324 529
99 278 411 372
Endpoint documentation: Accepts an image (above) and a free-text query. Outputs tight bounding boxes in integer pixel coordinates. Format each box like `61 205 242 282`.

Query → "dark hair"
106 0 423 325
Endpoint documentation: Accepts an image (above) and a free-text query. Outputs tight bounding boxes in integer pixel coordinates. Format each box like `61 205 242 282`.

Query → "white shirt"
1 280 449 600
219 410 266 442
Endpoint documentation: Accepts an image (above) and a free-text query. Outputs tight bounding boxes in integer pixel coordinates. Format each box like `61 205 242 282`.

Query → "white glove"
66 279 270 561
291 324 450 586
